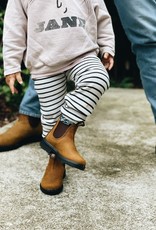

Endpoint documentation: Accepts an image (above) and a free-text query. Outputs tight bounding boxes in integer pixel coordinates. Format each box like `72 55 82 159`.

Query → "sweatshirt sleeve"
93 0 115 57
2 0 27 76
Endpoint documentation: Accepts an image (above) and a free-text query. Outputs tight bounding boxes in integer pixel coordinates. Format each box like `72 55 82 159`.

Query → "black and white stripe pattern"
34 55 109 137
34 73 66 137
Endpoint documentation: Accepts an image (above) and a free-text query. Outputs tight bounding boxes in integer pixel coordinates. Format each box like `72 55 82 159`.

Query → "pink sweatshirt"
3 0 115 79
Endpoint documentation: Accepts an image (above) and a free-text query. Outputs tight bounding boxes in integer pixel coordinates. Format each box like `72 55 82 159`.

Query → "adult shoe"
0 114 42 151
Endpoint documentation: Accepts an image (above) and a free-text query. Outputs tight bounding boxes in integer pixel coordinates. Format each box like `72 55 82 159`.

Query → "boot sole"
40 139 86 171
0 135 42 152
40 184 63 195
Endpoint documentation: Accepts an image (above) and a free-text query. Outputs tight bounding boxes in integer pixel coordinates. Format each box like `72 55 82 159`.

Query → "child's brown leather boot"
40 155 65 195
41 120 86 170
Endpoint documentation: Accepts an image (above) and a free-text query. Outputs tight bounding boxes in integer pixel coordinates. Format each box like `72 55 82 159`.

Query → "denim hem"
19 110 41 118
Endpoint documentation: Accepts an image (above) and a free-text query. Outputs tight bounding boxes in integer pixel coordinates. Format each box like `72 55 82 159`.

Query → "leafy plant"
110 76 134 88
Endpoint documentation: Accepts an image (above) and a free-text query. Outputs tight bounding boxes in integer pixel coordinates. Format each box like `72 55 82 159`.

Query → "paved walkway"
0 88 156 230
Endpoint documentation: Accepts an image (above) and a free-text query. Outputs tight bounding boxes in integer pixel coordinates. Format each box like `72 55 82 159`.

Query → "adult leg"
0 78 42 151
114 0 156 122
19 78 41 118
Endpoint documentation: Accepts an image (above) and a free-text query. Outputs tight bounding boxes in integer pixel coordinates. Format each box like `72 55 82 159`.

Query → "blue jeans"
114 0 156 122
19 78 41 118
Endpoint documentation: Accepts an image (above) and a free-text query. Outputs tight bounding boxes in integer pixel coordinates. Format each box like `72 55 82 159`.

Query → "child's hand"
5 72 23 94
102 53 114 70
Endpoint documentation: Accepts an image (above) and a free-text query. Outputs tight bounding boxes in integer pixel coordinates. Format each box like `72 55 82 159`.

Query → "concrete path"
0 88 156 230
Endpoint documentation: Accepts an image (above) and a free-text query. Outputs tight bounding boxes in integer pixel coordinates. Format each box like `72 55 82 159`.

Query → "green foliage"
0 10 4 78
110 76 134 88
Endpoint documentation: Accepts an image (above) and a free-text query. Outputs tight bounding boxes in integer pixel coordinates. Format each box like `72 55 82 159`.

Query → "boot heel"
40 139 55 154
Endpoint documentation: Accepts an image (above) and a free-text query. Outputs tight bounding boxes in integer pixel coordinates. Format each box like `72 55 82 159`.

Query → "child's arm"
94 0 115 62
5 72 23 94
3 0 27 77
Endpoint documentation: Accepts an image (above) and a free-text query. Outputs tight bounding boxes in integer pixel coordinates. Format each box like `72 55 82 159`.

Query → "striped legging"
34 55 110 137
